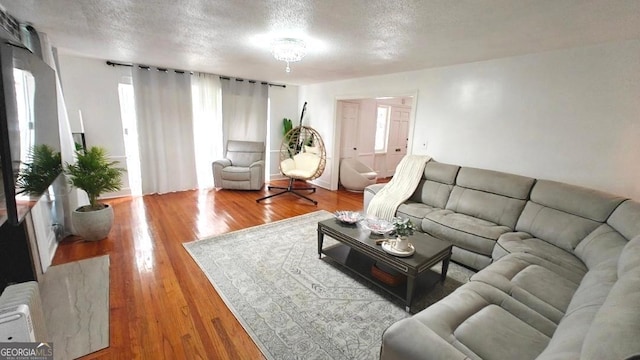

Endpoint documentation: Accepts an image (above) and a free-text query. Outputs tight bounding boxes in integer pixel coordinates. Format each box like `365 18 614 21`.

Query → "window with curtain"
132 67 198 194
221 79 268 145
191 73 222 189
120 70 266 194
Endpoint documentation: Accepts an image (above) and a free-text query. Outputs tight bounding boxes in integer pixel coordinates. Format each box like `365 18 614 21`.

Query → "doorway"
336 96 415 186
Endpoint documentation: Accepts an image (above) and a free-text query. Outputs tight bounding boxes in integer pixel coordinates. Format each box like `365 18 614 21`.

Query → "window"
117 81 142 196
374 105 390 152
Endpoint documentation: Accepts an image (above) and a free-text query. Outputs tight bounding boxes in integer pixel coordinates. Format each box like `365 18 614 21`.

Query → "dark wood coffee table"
317 218 452 312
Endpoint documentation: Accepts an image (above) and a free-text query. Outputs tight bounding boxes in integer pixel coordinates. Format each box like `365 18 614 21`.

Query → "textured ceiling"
1 0 638 85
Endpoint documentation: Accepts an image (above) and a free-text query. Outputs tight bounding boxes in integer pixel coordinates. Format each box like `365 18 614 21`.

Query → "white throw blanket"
366 155 431 221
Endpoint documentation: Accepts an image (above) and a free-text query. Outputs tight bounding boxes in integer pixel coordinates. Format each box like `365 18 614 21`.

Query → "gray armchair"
212 140 265 190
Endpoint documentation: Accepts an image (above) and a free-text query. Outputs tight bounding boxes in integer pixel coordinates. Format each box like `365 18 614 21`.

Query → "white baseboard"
100 187 131 200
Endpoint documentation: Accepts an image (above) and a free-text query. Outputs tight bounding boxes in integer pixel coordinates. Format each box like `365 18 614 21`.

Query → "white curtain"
132 67 198 194
221 79 268 145
191 73 222 189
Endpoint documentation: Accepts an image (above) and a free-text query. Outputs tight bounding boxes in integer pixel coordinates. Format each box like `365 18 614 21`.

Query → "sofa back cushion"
574 224 627 269
580 271 640 360
529 180 625 222
580 237 640 360
617 235 640 278
607 199 640 241
409 161 460 209
445 167 534 229
226 140 264 167
516 180 626 252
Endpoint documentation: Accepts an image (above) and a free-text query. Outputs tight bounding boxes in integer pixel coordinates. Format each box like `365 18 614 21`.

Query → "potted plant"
65 146 124 241
392 217 416 251
16 144 62 197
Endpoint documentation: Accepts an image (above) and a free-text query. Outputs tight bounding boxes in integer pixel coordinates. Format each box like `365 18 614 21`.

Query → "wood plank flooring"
53 180 364 359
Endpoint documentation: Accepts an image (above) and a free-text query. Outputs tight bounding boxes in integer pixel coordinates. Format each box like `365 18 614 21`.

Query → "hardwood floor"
53 180 364 359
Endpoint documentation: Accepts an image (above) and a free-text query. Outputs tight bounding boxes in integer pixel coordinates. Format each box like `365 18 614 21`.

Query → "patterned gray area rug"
184 211 473 360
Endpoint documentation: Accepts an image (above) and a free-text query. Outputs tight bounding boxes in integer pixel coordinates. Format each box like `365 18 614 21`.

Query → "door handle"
395 148 401 152
353 147 357 150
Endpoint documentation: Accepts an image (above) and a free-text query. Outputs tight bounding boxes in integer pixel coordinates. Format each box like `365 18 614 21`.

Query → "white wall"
300 40 640 200
57 54 132 197
268 85 299 179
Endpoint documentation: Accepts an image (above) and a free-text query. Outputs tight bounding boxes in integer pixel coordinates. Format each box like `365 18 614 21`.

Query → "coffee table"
317 218 452 312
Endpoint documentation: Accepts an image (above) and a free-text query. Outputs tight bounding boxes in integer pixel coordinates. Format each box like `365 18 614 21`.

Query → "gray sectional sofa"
363 160 640 360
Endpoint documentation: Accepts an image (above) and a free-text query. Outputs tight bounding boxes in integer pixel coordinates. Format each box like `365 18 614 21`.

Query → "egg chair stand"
256 178 318 205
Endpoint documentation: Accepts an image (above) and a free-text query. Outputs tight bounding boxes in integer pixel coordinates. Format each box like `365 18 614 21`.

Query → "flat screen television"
0 41 59 225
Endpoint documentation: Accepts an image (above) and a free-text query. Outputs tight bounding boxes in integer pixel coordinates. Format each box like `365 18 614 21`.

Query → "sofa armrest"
381 317 469 360
249 160 264 169
213 158 232 168
212 159 231 188
364 183 387 212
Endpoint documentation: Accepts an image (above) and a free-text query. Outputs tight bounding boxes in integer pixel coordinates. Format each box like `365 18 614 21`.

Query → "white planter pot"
72 204 114 241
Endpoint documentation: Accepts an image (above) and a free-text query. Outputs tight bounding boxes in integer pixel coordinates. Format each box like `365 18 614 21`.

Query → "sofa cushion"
443 167 533 230
423 210 511 256
574 224 627 269
494 232 588 273
617 235 640 278
446 187 527 229
451 247 493 271
423 161 460 185
396 202 439 227
226 140 264 167
383 281 555 360
579 236 640 359
607 199 640 240
471 252 583 324
455 167 535 200
536 257 619 359
515 202 601 252
409 181 454 210
580 270 640 360
408 161 459 209
221 166 251 181
529 180 626 222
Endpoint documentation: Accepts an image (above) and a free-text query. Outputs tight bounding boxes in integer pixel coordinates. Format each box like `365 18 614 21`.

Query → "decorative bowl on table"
361 218 395 235
334 211 364 224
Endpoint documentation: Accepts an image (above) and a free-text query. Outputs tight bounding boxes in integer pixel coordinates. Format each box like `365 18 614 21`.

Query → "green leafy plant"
283 118 297 158
65 146 125 211
393 217 416 237
16 144 62 196
283 118 293 138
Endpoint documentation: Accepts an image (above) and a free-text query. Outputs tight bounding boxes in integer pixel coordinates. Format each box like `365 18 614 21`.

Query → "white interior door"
386 107 410 176
340 101 360 159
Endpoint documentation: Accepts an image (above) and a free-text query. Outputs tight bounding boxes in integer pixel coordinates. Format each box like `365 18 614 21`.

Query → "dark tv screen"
0 42 59 225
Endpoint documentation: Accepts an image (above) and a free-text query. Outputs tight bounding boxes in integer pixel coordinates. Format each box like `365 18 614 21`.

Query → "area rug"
184 211 472 360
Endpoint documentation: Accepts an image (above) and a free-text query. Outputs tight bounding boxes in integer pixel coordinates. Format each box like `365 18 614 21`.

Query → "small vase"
395 236 410 251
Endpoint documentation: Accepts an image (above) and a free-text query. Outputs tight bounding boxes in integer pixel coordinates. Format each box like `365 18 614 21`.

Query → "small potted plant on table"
392 217 416 251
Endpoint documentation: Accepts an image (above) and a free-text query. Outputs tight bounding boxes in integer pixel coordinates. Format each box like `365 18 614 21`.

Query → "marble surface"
39 255 110 360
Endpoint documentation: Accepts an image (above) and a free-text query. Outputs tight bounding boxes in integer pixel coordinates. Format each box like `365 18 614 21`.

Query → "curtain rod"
106 60 286 88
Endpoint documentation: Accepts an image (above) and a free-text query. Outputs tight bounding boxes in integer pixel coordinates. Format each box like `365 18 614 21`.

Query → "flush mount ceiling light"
271 38 306 73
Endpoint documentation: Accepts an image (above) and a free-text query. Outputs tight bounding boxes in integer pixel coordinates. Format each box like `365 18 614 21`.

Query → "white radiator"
0 281 48 342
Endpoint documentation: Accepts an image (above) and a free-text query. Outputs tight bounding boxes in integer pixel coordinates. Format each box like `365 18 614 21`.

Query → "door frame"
331 90 419 190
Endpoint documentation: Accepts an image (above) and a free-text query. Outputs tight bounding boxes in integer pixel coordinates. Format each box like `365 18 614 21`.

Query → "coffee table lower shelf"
321 243 440 312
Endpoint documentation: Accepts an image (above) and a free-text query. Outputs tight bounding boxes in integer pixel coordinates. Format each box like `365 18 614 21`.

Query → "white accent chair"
212 140 265 190
339 158 378 191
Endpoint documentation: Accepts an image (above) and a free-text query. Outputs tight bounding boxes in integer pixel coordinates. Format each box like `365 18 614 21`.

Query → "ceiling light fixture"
271 38 306 73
